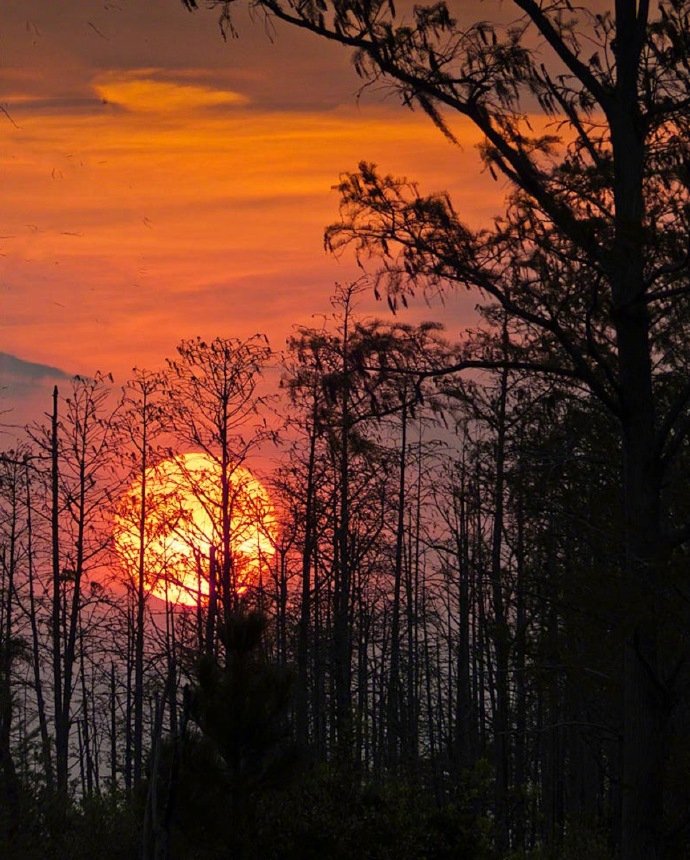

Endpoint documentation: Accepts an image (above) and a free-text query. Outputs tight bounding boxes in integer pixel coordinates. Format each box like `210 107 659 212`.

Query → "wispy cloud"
94 72 249 113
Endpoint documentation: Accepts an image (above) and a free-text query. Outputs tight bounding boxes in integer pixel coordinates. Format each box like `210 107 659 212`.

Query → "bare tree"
164 336 272 621
117 370 167 788
30 374 121 795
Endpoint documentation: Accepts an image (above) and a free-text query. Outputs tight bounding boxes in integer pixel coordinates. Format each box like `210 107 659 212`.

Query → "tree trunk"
333 300 353 761
133 399 149 787
296 400 318 748
387 395 408 767
611 10 667 851
50 386 68 795
26 469 54 791
489 344 511 852
513 471 527 852
454 457 475 773
0 472 20 839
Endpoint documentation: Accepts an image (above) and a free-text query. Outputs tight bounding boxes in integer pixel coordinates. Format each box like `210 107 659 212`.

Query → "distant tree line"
0 281 687 858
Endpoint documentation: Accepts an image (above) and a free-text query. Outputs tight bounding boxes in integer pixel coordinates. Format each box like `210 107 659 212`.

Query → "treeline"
2 282 686 858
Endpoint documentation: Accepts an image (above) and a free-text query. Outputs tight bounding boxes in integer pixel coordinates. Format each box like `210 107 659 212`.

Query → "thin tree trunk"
206 546 217 656
489 328 512 852
513 472 527 852
0 474 20 837
79 626 93 796
297 396 319 748
454 455 474 773
387 396 408 767
25 469 54 790
50 386 66 794
333 299 353 761
110 662 118 792
133 405 149 788
58 405 90 797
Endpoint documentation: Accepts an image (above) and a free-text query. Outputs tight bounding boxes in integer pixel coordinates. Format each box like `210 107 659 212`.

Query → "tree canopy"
182 2 690 856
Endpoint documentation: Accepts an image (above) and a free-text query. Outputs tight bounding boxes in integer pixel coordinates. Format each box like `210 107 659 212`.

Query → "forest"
2 0 690 858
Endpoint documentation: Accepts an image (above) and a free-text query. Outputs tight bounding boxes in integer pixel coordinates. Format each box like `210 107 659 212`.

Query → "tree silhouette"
149 610 296 859
182 2 690 854
164 337 272 625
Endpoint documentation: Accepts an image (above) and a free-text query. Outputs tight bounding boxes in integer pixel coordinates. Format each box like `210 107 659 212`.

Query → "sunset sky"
2 0 509 428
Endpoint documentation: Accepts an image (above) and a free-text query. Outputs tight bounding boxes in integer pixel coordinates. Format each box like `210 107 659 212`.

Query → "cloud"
0 352 70 388
0 353 73 434
0 353 72 423
0 352 71 380
5 96 109 117
93 72 249 113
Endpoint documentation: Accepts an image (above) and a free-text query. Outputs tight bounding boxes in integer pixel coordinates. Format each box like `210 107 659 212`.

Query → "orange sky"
2 0 513 428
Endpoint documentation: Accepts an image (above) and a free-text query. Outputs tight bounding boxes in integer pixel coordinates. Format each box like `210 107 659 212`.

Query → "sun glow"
114 452 276 606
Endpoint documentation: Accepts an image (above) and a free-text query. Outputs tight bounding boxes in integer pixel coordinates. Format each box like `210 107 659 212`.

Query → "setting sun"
114 452 277 606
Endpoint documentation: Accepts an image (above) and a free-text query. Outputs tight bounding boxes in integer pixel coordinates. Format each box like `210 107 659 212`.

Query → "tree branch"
511 0 611 109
